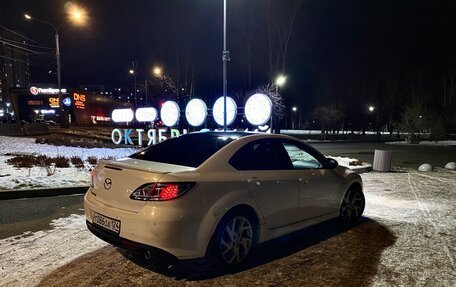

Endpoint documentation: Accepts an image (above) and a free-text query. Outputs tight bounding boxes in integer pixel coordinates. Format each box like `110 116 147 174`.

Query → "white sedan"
84 132 365 268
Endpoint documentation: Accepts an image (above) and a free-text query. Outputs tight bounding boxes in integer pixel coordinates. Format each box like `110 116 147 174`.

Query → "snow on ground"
0 135 371 191
0 136 138 190
386 140 456 146
0 214 107 287
363 169 456 286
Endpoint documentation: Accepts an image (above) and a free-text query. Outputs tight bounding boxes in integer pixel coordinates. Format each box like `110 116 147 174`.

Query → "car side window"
282 142 322 169
229 139 293 170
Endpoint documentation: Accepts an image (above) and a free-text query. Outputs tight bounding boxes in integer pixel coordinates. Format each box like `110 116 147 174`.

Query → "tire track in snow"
406 172 454 265
412 171 456 187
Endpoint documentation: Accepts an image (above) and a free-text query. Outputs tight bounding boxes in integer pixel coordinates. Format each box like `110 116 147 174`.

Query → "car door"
281 141 343 221
229 139 300 229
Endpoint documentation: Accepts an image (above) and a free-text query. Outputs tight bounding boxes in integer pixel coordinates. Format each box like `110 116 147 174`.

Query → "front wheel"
339 189 365 223
207 212 256 269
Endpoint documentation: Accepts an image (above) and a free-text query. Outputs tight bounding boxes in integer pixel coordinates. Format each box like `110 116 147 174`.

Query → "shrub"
70 156 84 169
87 156 98 165
36 155 54 166
6 155 36 168
36 155 55 176
53 156 70 168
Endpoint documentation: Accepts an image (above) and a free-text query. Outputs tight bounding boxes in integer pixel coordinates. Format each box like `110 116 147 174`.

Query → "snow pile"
328 156 372 172
0 214 107 287
0 136 138 190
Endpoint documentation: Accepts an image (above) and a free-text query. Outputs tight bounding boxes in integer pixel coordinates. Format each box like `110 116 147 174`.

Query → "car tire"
207 210 257 269
339 188 365 224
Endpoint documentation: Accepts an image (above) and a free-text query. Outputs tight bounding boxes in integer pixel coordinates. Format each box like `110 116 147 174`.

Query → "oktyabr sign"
111 128 188 146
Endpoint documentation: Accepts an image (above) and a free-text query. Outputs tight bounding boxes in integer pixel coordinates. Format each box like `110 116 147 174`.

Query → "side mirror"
326 158 338 170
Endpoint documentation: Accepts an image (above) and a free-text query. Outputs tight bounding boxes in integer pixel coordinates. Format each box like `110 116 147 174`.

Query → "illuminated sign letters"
30 86 67 95
73 93 86 110
111 128 188 146
49 97 59 108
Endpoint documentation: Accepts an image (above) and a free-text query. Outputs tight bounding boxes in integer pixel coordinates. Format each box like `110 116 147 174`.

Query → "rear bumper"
84 190 209 259
86 220 176 260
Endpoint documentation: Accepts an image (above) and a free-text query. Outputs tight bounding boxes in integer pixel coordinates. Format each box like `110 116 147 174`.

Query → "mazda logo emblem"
104 178 112 190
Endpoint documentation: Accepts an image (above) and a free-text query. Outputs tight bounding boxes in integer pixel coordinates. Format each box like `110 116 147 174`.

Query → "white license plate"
92 212 121 234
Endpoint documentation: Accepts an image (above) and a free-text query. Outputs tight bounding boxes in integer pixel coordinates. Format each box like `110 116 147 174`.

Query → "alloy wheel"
219 216 253 265
340 190 365 223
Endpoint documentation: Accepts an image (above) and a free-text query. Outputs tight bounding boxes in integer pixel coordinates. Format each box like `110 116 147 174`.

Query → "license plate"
92 212 121 234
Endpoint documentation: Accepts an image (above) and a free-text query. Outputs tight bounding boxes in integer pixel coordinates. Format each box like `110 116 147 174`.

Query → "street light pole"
222 0 230 132
25 7 87 127
129 64 137 108
292 106 297 130
55 32 62 116
274 75 286 133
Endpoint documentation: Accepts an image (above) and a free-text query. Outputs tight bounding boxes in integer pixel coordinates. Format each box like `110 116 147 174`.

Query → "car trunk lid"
91 158 193 212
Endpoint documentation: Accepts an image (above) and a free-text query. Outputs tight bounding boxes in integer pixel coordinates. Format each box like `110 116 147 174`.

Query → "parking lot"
30 169 455 287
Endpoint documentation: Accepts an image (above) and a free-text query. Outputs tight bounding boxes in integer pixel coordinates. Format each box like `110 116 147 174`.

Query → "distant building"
79 84 148 107
0 28 31 119
9 84 131 126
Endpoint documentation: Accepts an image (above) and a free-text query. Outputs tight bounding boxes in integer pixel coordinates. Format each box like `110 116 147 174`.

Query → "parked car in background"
84 132 365 268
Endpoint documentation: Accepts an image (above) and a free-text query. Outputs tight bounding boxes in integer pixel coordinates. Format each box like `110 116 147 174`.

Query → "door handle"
299 177 310 184
247 178 263 186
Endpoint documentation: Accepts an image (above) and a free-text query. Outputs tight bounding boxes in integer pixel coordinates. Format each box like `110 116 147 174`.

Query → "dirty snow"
0 136 138 190
328 155 372 171
0 214 107 287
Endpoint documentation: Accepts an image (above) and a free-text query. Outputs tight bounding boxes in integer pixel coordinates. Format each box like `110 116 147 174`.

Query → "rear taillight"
130 182 196 201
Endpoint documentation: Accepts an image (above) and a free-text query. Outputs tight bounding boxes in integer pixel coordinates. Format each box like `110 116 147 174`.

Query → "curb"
0 186 89 200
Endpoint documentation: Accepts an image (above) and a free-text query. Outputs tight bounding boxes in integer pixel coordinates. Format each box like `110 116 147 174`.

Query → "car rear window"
129 133 240 167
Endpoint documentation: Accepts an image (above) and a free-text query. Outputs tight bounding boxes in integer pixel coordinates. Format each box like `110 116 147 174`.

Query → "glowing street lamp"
153 66 163 77
129 69 135 75
275 75 287 87
24 4 88 127
368 105 375 112
67 4 88 26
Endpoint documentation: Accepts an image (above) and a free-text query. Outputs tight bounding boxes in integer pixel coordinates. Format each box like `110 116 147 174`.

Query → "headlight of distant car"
130 182 196 201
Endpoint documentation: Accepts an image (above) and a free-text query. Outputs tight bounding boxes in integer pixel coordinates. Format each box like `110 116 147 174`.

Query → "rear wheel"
340 188 365 223
207 211 256 269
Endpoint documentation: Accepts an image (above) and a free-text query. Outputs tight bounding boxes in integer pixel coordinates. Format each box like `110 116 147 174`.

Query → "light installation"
112 94 274 127
244 93 273 126
136 107 157 122
112 108 134 122
160 101 180 127
185 99 207 127
212 96 237 126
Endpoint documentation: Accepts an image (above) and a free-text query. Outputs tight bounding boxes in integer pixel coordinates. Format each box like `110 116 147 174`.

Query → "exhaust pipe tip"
144 250 152 260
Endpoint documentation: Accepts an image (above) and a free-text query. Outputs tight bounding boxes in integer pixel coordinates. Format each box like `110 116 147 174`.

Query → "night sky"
1 0 456 119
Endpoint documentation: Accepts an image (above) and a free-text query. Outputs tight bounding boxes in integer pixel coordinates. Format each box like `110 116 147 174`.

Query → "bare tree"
250 84 286 121
398 104 424 143
311 105 345 139
267 0 303 79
